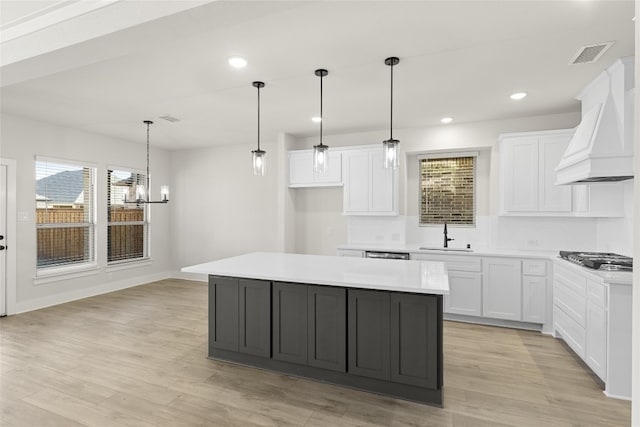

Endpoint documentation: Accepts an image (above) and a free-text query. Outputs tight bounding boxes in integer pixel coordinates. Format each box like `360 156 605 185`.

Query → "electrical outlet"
527 239 539 247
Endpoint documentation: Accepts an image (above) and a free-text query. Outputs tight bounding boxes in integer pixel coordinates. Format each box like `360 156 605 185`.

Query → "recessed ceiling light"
311 116 322 123
510 92 527 100
227 56 247 68
632 16 636 21
440 117 453 124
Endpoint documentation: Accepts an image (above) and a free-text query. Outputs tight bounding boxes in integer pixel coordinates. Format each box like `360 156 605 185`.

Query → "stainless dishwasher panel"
365 251 410 260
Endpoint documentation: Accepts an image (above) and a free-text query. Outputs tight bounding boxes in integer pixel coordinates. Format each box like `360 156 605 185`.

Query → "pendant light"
383 57 400 169
125 120 169 204
313 68 329 174
251 81 266 176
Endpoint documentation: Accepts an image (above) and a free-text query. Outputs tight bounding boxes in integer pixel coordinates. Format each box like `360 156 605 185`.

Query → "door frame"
0 158 17 315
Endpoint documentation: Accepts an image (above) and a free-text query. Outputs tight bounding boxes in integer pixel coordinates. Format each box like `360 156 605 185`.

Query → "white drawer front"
523 260 546 276
587 279 606 308
411 254 481 272
554 306 586 359
554 275 586 327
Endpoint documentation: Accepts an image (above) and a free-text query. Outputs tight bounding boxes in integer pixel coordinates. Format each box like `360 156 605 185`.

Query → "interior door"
0 164 7 316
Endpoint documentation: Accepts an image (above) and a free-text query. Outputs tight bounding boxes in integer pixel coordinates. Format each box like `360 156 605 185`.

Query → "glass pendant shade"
252 149 266 176
251 81 266 176
383 57 400 170
313 144 329 173
383 139 399 169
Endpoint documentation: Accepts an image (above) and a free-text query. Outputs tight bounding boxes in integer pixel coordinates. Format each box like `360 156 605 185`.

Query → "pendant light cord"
146 121 150 201
257 85 261 151
390 61 394 140
320 73 324 147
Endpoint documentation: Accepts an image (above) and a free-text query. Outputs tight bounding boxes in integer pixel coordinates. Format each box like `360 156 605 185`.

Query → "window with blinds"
419 155 476 225
36 158 96 270
107 169 148 263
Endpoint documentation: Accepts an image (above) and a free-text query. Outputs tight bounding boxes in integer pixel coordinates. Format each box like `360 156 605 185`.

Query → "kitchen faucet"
443 223 454 248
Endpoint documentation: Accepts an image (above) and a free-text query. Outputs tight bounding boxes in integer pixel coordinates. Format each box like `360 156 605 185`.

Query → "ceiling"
0 1 636 150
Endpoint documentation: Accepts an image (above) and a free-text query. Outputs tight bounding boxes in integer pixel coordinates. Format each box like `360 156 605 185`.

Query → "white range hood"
555 57 635 184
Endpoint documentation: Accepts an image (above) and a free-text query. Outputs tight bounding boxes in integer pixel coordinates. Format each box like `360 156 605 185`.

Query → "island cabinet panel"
390 294 440 388
238 279 271 357
348 289 391 380
272 282 308 365
307 286 346 372
209 276 239 352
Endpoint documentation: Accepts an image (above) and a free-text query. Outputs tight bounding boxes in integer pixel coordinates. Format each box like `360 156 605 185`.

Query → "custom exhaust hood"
555 57 635 185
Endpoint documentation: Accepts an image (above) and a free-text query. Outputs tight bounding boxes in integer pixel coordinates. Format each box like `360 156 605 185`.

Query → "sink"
418 246 474 252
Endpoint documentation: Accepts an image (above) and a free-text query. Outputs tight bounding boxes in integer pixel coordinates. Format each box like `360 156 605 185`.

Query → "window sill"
106 258 153 272
34 264 101 285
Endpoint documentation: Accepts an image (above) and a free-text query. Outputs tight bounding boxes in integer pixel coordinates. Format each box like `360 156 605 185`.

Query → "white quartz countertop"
181 252 449 295
337 243 557 259
552 257 632 285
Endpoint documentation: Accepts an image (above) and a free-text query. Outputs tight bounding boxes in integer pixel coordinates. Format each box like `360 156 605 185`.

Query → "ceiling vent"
159 115 180 123
569 42 614 65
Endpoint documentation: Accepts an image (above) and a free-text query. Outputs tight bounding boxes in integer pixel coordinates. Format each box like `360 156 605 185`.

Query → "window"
36 158 96 271
107 169 148 263
419 155 476 225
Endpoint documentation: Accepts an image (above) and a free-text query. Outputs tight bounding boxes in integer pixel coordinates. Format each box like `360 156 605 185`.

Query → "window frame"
106 166 151 266
35 156 98 277
418 151 478 227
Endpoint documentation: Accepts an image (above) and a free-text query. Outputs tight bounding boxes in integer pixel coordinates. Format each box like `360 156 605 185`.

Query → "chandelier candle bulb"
160 185 170 202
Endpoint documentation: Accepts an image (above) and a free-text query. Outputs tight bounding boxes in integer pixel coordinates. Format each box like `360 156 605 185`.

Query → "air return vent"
159 115 180 123
569 42 614 65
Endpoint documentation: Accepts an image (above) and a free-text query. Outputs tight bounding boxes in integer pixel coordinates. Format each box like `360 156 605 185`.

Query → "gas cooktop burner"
559 251 633 271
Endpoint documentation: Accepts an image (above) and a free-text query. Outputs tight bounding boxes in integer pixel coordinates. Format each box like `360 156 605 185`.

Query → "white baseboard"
603 390 632 401
170 271 207 282
444 313 543 332
13 271 171 314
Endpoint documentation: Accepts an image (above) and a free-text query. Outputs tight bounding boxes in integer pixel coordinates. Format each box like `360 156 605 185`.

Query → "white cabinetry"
288 149 342 188
335 249 364 257
553 260 632 399
499 130 573 215
411 253 481 317
482 257 522 321
343 146 397 215
522 260 547 323
585 280 607 380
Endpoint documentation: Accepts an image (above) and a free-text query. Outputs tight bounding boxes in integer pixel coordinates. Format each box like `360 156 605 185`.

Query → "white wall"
170 140 280 275
0 113 172 313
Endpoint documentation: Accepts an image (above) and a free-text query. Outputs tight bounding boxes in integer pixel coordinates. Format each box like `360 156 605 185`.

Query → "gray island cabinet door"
209 276 239 352
308 286 346 372
390 293 439 388
273 282 308 365
348 289 391 380
238 279 271 357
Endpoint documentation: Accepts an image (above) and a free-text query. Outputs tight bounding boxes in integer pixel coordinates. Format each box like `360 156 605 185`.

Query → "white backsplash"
347 216 406 246
347 214 632 255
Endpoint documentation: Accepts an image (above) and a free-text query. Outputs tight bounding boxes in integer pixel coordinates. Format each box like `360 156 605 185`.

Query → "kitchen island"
182 252 449 406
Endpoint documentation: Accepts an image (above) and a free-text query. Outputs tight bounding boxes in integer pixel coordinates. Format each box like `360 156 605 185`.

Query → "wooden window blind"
107 170 148 263
419 155 475 225
35 158 96 270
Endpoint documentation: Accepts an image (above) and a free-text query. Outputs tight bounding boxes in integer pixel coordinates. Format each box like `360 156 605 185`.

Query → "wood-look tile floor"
0 279 631 426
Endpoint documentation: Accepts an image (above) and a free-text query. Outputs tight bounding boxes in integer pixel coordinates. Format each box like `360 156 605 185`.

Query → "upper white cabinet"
343 145 398 215
288 149 342 188
500 129 573 215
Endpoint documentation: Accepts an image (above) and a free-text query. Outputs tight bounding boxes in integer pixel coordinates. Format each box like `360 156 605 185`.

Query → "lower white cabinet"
522 276 546 323
445 271 482 316
553 260 632 399
482 257 522 321
336 249 364 257
585 279 607 380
